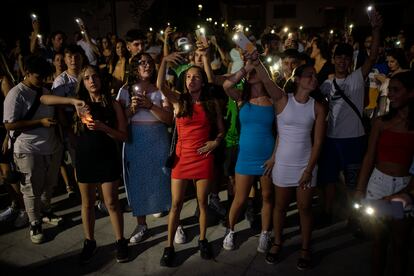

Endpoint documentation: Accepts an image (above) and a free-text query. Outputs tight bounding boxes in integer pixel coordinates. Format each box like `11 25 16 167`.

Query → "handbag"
164 120 177 169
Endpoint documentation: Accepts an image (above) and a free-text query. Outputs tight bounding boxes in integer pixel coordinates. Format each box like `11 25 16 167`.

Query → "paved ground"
0 186 413 276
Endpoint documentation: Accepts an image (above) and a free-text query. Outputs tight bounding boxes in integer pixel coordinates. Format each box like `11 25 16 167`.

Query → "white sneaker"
97 200 108 215
0 206 17 222
223 229 235 250
14 210 29 228
174 225 187 244
257 231 271 253
129 224 147 244
153 211 168 218
30 222 45 244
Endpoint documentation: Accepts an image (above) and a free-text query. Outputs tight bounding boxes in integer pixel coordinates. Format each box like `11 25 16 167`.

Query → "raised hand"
369 10 383 29
163 52 185 65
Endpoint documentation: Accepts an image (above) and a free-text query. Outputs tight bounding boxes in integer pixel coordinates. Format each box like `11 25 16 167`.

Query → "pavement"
0 186 413 276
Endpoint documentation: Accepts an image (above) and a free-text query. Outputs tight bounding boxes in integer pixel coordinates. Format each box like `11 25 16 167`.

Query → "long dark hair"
73 65 116 134
382 71 414 130
176 66 217 125
125 53 157 97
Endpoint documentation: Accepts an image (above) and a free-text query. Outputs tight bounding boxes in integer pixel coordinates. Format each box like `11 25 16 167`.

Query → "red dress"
172 103 214 180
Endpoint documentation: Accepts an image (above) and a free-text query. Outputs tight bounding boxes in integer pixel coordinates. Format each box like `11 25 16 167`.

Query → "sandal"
265 243 281 264
297 248 312 270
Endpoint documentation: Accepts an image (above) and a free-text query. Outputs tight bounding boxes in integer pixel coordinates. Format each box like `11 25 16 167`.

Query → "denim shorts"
366 168 410 200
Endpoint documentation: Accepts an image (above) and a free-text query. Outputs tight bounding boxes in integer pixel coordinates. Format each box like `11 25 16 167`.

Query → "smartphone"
30 13 38 22
361 199 404 219
195 28 208 48
132 84 143 96
366 5 374 20
75 17 84 27
232 31 256 54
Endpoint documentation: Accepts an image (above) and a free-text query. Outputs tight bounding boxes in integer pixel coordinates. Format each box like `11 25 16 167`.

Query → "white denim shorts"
366 168 411 200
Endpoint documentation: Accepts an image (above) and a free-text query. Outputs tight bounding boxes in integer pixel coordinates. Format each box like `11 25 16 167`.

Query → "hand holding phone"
233 31 256 54
361 199 404 219
366 5 374 21
195 28 208 48
30 13 38 23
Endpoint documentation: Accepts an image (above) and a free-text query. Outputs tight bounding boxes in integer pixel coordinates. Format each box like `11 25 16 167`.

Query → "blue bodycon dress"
235 103 275 175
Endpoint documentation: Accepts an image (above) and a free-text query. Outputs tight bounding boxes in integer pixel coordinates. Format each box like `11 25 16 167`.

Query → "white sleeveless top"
273 94 316 186
116 87 166 123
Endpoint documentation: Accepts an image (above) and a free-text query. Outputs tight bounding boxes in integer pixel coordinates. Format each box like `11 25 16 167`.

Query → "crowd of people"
0 6 413 275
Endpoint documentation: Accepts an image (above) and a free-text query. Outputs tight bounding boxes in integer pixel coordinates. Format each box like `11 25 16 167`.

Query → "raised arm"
254 60 285 102
361 10 383 79
210 35 230 68
157 52 184 103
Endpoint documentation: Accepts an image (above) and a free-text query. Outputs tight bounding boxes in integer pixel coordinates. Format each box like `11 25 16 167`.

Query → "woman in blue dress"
116 53 173 244
222 52 276 253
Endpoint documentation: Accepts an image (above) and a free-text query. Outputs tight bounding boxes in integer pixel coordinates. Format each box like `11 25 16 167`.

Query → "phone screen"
233 32 256 54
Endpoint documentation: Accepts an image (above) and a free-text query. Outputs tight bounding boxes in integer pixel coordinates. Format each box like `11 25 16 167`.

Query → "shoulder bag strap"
333 78 364 126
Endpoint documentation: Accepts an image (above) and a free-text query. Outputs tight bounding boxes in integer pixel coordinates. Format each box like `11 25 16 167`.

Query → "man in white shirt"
318 10 383 225
4 55 62 244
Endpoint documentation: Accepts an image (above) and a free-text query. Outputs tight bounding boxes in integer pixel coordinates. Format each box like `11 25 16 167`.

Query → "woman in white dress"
260 63 327 270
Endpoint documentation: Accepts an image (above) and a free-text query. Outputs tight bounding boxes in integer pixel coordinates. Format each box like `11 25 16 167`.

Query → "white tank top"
275 93 315 166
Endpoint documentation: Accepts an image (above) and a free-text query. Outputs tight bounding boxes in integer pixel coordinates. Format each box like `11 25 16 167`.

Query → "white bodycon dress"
272 94 317 187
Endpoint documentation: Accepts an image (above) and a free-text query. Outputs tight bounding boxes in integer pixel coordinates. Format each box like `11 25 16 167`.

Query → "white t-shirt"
3 83 60 154
51 71 78 97
77 39 98 66
116 87 167 123
320 68 365 138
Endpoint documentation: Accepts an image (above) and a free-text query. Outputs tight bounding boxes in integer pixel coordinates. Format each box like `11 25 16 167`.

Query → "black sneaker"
79 239 97 265
198 239 212 260
160 246 175 267
116 238 129 263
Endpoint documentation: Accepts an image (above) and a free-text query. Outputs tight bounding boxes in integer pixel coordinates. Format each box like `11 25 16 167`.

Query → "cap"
176 37 190 48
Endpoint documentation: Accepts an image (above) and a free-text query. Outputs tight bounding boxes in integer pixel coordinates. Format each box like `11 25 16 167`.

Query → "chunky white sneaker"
153 211 168 218
30 222 45 244
257 231 271 253
0 206 17 222
129 224 148 244
42 211 63 226
223 229 235 250
174 225 187 244
14 210 29 228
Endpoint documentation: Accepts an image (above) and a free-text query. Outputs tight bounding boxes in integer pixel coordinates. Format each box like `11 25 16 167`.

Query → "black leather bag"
165 121 177 169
